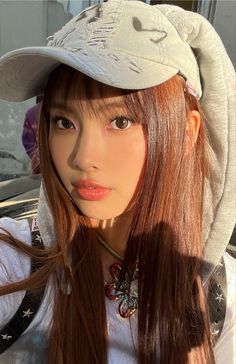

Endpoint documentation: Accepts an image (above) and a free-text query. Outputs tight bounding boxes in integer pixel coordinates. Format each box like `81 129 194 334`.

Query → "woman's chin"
75 203 125 222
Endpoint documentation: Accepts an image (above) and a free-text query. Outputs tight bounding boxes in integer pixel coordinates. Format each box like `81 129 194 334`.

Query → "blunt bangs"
42 64 148 127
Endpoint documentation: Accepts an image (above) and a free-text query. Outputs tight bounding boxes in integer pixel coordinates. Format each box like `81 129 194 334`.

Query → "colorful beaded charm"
105 263 138 318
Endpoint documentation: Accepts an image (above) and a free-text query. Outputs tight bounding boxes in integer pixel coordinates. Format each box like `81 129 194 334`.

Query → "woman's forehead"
48 72 130 113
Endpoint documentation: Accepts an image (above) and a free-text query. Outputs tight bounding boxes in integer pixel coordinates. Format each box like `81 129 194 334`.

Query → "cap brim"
0 46 178 102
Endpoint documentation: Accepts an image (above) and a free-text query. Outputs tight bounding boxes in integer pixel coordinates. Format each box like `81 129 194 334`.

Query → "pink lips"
74 180 111 201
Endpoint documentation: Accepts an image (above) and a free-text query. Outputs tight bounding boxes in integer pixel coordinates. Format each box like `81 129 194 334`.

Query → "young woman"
0 1 235 363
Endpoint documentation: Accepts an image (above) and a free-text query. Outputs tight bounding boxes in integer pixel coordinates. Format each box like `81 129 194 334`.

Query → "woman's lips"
74 180 111 201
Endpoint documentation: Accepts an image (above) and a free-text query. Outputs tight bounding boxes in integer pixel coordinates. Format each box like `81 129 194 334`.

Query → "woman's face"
48 75 146 221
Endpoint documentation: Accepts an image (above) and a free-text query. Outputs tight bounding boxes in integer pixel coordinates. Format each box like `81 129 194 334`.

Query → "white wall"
0 1 46 56
213 0 236 68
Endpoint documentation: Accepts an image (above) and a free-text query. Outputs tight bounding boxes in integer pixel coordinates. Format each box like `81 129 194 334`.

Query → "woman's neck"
90 210 133 276
98 211 132 256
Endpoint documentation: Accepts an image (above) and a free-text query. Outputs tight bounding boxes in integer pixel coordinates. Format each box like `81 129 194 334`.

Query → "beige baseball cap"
0 0 201 101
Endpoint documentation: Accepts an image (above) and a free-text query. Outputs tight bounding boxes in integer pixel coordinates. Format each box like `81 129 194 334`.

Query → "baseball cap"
0 0 201 101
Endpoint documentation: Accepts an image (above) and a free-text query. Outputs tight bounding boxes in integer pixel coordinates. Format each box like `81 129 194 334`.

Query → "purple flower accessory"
185 80 198 98
105 263 138 318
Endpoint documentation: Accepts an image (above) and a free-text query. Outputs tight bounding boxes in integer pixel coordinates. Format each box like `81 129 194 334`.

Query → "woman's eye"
54 117 74 129
110 116 133 130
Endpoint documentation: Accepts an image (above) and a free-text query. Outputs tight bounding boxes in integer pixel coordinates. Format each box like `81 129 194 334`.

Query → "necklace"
105 262 139 318
96 234 138 318
96 233 124 261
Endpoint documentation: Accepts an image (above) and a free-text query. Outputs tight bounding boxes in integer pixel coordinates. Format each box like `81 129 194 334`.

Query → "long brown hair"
0 65 214 363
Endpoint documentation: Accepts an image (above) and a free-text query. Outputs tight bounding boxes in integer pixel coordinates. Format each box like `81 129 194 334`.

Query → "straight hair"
0 65 214 363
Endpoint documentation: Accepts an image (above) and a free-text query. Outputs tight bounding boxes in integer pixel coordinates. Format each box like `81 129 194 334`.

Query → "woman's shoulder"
0 217 32 327
0 216 32 280
224 251 235 314
0 217 53 359
224 250 235 274
0 217 30 240
214 252 236 363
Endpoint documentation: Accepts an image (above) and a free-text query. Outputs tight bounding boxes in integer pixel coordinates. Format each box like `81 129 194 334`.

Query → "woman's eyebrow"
97 100 126 111
50 102 74 114
50 100 126 115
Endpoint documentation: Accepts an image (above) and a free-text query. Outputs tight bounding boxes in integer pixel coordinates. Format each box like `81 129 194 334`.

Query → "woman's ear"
185 110 201 155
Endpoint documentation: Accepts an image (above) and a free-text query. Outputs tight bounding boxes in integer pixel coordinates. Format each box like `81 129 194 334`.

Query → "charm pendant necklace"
96 233 124 261
96 233 138 318
105 262 138 318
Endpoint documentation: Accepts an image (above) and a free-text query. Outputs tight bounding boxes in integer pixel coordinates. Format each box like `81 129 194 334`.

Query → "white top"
0 217 235 364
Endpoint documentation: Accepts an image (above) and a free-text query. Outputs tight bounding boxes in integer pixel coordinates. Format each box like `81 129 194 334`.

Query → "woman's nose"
71 124 104 172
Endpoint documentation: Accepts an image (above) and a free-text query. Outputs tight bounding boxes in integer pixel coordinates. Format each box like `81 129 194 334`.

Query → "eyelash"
51 115 134 131
109 116 133 130
51 116 75 129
